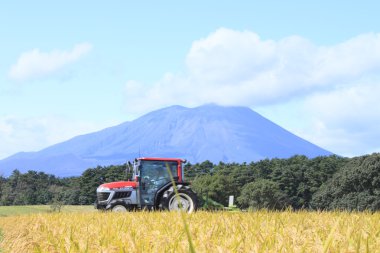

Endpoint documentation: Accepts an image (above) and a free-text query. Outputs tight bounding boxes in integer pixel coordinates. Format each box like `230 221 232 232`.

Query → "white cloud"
186 28 277 84
306 83 380 128
185 30 379 103
0 115 108 159
9 43 93 81
124 29 380 113
298 81 380 156
256 80 380 157
123 28 380 156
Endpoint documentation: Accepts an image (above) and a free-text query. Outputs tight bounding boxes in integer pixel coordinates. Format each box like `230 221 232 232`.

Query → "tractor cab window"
139 160 178 206
140 160 178 183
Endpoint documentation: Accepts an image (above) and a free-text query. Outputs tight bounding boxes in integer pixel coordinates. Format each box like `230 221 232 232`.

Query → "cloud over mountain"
124 29 380 113
123 28 380 156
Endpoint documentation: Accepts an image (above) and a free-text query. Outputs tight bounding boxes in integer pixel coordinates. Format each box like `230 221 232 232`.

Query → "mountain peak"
0 105 332 176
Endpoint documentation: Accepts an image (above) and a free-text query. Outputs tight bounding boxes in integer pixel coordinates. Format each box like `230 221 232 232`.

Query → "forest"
0 153 379 211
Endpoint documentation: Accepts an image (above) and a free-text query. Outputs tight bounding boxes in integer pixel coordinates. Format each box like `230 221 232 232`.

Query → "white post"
228 195 234 207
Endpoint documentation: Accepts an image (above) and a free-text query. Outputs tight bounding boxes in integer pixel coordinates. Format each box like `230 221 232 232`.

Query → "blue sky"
1 1 380 159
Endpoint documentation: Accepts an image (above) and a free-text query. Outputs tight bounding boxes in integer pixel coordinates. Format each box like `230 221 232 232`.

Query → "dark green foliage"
311 153 380 211
237 179 290 210
79 166 105 204
191 155 347 209
0 164 128 206
184 160 214 181
0 170 60 205
191 162 250 206
0 154 379 211
267 155 347 209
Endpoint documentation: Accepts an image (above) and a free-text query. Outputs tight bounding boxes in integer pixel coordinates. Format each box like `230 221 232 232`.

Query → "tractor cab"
95 157 197 212
134 158 183 207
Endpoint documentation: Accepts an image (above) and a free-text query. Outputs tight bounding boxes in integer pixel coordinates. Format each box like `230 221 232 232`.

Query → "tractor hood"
98 181 137 190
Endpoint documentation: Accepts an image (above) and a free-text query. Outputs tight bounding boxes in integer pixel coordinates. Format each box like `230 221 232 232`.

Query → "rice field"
0 205 95 217
0 209 379 252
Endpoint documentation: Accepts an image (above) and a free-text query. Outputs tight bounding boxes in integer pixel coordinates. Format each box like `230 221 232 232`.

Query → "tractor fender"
153 181 190 208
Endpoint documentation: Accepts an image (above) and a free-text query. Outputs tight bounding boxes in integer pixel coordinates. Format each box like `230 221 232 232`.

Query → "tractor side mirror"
126 161 132 179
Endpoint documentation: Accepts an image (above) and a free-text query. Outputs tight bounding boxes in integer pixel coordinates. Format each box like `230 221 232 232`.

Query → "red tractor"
95 157 198 213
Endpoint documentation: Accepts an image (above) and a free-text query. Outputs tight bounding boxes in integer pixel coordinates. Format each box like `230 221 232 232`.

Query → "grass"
0 210 379 252
0 205 95 217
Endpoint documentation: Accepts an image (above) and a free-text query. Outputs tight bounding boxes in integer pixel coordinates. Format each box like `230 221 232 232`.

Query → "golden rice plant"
0 210 380 252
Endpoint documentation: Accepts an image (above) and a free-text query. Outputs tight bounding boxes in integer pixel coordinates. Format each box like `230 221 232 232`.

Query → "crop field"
0 205 95 217
0 208 379 253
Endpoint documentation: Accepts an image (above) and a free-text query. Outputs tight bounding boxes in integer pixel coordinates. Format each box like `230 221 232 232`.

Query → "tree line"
1 153 380 211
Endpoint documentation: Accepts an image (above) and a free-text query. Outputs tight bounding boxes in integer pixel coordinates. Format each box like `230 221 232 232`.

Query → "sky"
1 1 380 159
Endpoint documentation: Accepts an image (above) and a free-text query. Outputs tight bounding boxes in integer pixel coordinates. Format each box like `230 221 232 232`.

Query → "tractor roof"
137 157 186 163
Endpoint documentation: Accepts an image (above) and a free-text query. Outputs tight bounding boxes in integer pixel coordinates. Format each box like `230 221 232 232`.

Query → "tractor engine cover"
96 181 137 210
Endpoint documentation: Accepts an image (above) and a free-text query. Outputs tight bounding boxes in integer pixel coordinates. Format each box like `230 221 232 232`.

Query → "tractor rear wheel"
160 185 197 213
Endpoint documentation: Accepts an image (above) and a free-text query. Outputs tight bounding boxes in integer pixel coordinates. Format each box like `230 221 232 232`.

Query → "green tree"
78 166 107 204
0 175 6 202
237 179 290 210
60 177 81 205
311 153 380 211
185 160 214 181
0 170 21 205
105 164 128 182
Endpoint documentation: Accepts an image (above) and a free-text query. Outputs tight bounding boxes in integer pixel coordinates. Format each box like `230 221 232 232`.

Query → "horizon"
1 1 380 159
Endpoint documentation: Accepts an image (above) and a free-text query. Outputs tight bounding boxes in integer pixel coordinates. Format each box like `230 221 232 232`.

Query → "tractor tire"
160 185 198 213
111 204 127 212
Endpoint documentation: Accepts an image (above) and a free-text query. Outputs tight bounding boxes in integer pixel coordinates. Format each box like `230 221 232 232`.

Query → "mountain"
0 104 332 177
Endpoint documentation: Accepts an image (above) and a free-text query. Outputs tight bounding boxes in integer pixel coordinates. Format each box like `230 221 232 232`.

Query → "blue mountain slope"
0 104 332 177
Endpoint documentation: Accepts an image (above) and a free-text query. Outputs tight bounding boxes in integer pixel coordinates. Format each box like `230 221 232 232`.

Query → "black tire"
159 185 198 213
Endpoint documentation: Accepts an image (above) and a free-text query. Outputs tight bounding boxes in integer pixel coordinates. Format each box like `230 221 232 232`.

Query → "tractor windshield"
140 160 178 182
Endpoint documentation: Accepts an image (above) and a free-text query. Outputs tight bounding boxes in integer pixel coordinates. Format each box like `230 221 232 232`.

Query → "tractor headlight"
97 186 110 192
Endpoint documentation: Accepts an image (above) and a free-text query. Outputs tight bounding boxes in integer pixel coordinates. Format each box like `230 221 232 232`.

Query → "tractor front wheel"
111 204 127 212
160 185 197 213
